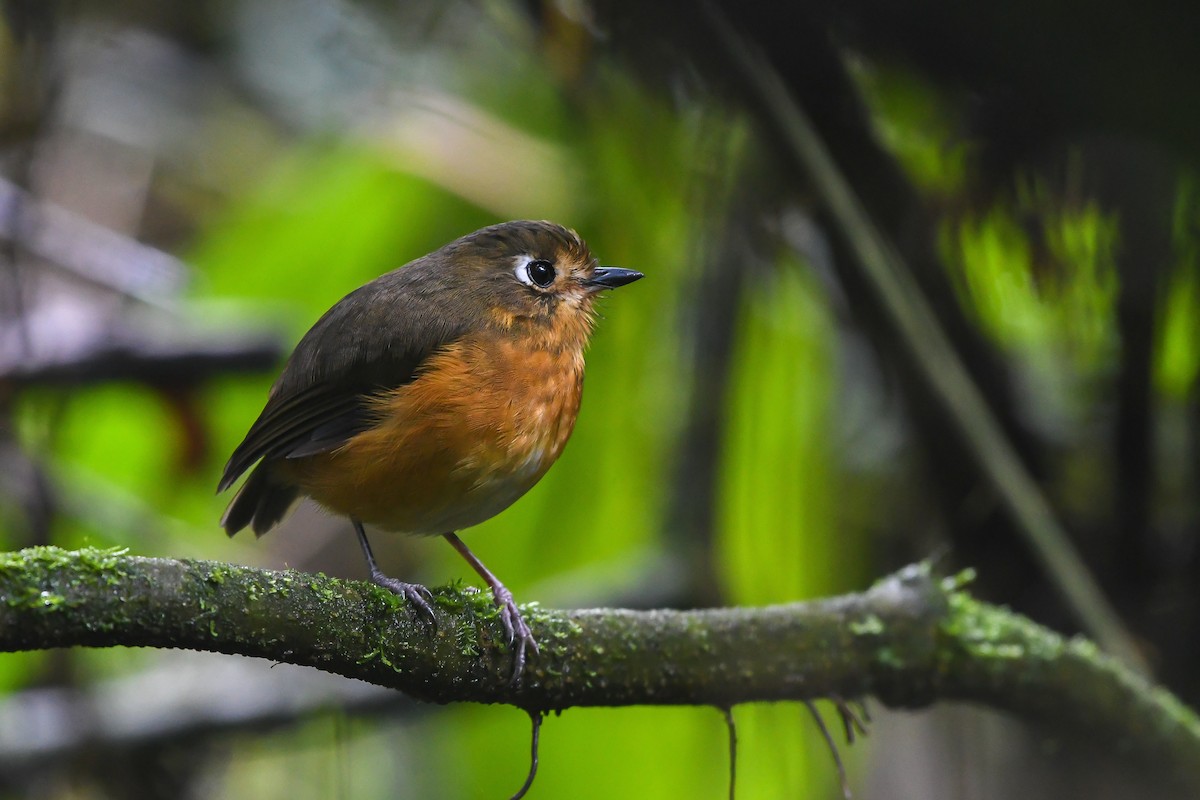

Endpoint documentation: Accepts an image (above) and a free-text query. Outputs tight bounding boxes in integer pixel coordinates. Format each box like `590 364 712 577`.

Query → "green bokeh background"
6 3 1199 798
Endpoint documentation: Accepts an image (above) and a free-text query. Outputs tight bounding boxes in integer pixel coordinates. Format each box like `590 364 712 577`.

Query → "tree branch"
1 547 1197 788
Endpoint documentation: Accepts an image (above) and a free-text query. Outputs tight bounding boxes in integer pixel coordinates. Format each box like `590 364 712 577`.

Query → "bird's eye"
526 259 556 288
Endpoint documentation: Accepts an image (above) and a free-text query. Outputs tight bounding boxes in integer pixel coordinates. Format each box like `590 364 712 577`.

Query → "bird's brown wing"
216 381 380 492
217 269 472 494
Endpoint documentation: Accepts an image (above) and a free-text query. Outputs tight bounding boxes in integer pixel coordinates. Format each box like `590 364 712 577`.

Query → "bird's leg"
353 519 435 626
442 531 538 683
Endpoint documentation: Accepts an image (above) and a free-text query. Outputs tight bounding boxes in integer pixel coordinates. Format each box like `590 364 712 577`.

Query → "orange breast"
284 333 584 534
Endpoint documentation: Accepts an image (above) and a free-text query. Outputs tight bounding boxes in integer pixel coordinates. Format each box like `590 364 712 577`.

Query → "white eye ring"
513 255 556 289
513 255 537 287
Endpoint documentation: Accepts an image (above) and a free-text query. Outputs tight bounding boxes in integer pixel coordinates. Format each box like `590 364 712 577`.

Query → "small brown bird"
217 220 642 680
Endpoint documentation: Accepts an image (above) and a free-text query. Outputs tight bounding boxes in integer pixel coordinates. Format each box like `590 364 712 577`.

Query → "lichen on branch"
0 547 1197 789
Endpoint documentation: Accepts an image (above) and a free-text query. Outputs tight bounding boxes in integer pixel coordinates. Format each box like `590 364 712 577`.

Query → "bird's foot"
491 584 539 685
371 574 437 631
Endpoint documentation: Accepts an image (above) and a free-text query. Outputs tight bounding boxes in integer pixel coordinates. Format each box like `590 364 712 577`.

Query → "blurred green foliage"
850 58 969 195
13 4 1198 798
951 201 1119 373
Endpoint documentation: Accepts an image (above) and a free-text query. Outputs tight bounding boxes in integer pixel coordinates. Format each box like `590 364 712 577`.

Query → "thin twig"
829 694 870 744
509 710 543 800
804 701 852 800
721 706 738 800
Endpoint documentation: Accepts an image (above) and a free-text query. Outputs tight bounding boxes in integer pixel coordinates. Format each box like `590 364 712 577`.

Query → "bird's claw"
492 585 539 684
373 575 437 631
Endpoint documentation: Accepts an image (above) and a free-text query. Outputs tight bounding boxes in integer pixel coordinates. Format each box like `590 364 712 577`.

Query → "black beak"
586 266 644 290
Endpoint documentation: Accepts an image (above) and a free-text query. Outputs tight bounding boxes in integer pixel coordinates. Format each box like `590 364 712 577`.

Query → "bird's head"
433 220 643 350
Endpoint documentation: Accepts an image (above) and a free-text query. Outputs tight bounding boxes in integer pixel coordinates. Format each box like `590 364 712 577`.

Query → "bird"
217 220 642 681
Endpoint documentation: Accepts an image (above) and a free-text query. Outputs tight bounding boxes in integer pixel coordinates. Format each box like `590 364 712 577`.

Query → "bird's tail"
220 464 299 538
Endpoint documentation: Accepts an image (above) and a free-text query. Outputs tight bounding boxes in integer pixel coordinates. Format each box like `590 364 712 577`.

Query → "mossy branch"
1 547 1197 787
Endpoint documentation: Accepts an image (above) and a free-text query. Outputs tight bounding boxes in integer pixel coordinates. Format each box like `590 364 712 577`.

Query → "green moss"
942 590 1006 641
434 593 467 613
76 546 129 573
0 546 65 572
6 585 68 611
941 587 1072 673
1069 636 1099 659
359 647 396 670
361 583 404 613
467 591 501 618
850 614 885 636
940 567 977 592
310 578 338 602
0 545 127 575
973 642 1026 659
0 547 131 607
875 646 906 669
